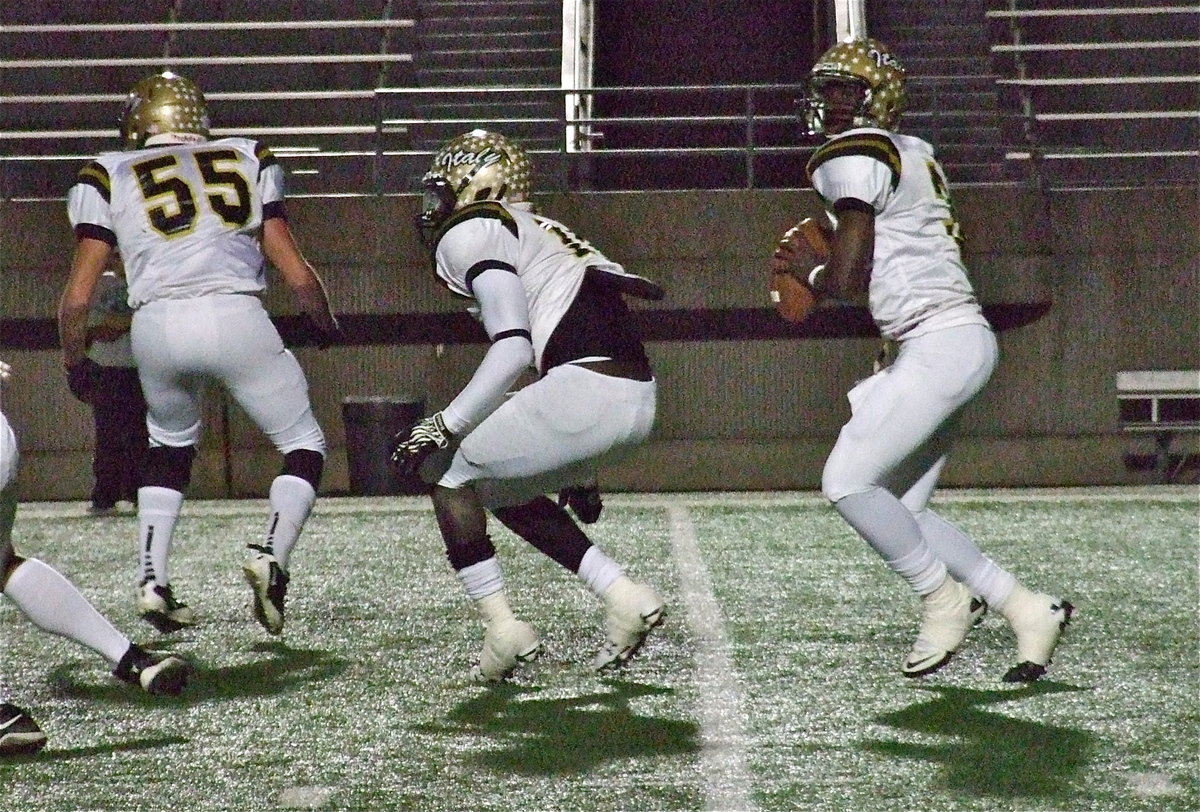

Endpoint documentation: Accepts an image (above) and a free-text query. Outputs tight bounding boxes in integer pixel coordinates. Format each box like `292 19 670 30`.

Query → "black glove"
66 358 101 404
390 412 453 478
557 482 603 524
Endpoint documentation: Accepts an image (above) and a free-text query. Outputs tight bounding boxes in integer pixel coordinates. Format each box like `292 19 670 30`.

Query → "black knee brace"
282 449 325 489
492 496 592 573
142 445 196 492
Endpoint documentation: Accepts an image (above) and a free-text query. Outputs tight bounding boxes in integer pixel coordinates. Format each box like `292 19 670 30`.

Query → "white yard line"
668 503 756 812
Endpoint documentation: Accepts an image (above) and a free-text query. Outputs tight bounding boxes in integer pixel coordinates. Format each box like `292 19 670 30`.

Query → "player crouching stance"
1 362 189 756
393 130 665 682
776 40 1073 682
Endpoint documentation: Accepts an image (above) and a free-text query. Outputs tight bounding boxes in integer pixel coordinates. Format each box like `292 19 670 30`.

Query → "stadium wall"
0 185 1196 498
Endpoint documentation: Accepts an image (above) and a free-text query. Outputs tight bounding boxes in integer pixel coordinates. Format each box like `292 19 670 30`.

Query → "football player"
772 39 1073 682
392 130 665 682
57 72 342 637
1 359 190 756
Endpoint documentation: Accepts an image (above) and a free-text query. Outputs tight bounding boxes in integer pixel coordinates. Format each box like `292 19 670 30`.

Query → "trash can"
341 396 427 495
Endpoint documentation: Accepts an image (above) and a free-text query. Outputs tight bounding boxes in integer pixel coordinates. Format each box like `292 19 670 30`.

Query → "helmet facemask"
119 71 210 150
802 74 874 137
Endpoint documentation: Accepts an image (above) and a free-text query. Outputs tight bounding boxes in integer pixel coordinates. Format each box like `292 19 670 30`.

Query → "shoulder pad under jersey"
806 132 901 193
433 201 519 249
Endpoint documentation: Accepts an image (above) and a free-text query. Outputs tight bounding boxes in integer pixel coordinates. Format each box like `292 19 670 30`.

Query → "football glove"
390 412 453 478
557 482 603 524
66 358 100 404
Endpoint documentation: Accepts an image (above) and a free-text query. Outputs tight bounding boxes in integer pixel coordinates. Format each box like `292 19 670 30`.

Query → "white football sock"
137 486 183 585
577 546 624 597
3 558 129 665
915 508 1017 606
457 557 504 600
262 475 316 568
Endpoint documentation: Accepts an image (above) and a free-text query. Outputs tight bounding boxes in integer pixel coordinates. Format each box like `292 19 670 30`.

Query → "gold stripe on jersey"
255 142 278 170
806 133 901 193
435 200 519 247
76 161 111 203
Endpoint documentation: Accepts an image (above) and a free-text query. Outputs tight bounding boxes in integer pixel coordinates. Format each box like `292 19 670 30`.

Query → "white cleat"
469 618 542 683
592 578 665 672
1002 588 1074 683
902 577 981 678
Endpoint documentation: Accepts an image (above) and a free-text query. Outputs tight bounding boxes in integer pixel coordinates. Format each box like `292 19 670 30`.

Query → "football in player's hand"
769 217 831 323
781 217 832 261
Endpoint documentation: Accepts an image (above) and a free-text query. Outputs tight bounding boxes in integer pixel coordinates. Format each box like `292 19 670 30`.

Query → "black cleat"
0 703 47 756
113 643 193 696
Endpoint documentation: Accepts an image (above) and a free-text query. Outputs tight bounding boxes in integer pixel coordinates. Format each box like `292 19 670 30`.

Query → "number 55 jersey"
67 138 279 307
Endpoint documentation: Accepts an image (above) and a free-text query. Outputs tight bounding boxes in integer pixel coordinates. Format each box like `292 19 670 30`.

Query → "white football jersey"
807 127 989 340
432 200 652 372
67 137 282 308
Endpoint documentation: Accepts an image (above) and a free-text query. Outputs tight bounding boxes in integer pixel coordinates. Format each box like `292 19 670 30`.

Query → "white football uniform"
66 139 324 454
0 411 17 491
808 127 989 341
808 128 997 509
428 200 657 508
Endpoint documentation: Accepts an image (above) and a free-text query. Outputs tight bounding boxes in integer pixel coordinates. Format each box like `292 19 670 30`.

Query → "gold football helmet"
119 71 210 150
416 129 533 246
802 38 907 136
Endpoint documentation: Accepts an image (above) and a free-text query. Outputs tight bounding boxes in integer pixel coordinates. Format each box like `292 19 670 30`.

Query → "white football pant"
439 364 656 509
131 294 325 454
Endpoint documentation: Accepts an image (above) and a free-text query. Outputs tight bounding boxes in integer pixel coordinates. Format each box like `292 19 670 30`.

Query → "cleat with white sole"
902 577 979 678
0 703 47 756
243 548 289 635
593 578 665 672
112 643 193 696
469 618 542 683
136 581 197 633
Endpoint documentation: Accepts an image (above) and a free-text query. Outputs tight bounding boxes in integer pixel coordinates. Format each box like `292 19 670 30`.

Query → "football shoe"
137 581 197 633
593 577 665 672
902 576 982 678
243 547 289 635
112 643 192 696
0 703 47 756
469 617 542 683
1001 587 1075 683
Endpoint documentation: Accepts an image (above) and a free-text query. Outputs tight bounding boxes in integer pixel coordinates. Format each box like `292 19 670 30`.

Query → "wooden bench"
1117 370 1200 482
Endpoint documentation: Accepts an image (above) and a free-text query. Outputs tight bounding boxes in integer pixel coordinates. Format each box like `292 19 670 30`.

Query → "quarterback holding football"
773 39 1073 682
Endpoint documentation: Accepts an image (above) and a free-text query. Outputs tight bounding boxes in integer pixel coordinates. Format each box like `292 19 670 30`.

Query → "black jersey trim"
464 259 517 292
806 133 901 193
263 199 287 222
74 222 117 246
491 328 532 343
833 197 874 215
76 161 111 203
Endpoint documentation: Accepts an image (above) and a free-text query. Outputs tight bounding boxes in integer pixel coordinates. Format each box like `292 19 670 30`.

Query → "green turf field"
1 488 1196 811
